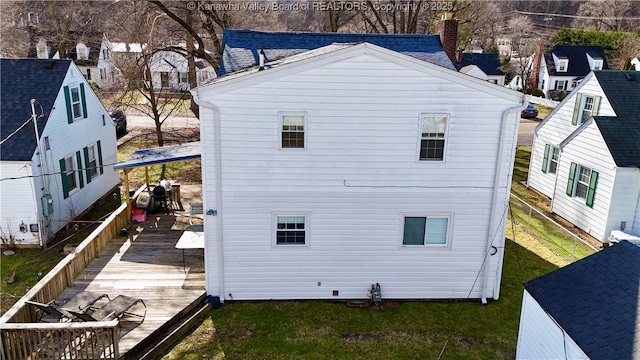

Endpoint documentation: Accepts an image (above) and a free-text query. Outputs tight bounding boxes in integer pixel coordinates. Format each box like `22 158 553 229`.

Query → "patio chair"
25 300 75 322
189 202 203 225
60 291 110 313
70 295 146 323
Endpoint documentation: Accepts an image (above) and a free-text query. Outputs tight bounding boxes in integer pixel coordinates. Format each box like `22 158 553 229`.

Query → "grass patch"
532 104 552 120
163 240 558 360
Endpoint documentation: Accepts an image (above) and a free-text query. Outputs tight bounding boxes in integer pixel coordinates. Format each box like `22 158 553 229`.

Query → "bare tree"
573 0 637 32
454 1 504 51
505 15 537 90
358 0 439 34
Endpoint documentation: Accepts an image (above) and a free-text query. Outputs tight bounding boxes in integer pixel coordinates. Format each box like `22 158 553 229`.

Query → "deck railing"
1 320 120 359
0 201 130 324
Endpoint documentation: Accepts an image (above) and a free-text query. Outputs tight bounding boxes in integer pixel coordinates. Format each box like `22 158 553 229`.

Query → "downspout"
192 94 225 302
481 98 527 304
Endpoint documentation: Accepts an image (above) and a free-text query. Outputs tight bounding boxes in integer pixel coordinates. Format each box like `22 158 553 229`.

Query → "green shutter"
592 96 601 116
80 83 88 118
63 86 73 124
586 170 599 208
76 151 84 188
542 144 550 173
97 140 103 174
571 93 583 126
59 158 69 199
84 147 92 183
566 162 577 196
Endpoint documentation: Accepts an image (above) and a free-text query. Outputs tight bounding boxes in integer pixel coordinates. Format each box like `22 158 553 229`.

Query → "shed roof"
454 53 504 75
219 29 455 75
113 141 201 170
524 241 640 360
1 58 71 161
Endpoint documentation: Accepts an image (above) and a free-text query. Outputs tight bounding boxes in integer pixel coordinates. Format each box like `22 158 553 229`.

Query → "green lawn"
164 240 558 360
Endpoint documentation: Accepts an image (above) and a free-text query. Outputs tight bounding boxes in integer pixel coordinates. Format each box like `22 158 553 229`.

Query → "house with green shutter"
0 58 120 247
527 70 640 243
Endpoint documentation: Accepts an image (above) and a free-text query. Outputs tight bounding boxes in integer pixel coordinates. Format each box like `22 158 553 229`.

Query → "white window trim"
417 113 449 163
555 80 567 91
70 85 83 119
64 155 78 193
87 144 99 178
593 60 603 70
574 165 592 199
557 60 568 72
400 213 453 249
272 212 310 248
546 145 560 174
578 95 595 124
278 112 307 150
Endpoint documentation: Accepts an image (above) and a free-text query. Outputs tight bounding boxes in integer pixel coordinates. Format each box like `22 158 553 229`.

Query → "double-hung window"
64 156 77 191
275 215 307 245
542 144 560 174
555 80 567 91
71 87 83 119
419 114 448 161
571 93 601 126
566 162 599 208
280 113 306 149
87 145 98 178
402 215 450 247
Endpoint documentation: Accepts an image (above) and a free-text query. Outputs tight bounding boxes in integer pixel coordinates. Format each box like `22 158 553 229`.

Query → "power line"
515 10 640 21
0 117 36 145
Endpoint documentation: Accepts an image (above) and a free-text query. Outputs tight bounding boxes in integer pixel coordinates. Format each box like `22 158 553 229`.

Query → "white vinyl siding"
528 74 613 199
607 169 640 239
0 162 40 245
516 291 589 359
198 51 522 300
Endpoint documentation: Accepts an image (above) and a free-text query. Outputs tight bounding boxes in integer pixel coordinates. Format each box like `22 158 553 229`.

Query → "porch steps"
121 292 211 360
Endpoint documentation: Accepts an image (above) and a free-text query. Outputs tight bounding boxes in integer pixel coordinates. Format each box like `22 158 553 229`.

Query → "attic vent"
43 60 54 69
625 73 637 81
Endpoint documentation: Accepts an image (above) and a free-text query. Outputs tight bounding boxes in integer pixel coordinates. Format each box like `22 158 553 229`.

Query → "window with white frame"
280 113 306 149
419 114 448 161
275 215 306 245
70 86 83 118
567 162 599 208
555 80 567 91
402 216 450 247
87 145 98 178
593 60 603 70
581 95 595 123
64 156 77 191
558 60 568 72
542 144 560 174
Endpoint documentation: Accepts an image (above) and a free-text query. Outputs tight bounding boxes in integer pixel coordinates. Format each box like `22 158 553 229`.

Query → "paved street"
518 118 539 146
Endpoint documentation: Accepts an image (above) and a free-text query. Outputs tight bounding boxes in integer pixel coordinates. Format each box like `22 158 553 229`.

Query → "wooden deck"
53 210 205 356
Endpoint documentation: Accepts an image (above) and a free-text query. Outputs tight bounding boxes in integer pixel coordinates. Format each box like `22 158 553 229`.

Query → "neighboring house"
532 45 609 99
0 59 120 246
516 240 640 360
454 53 506 85
28 30 115 89
527 70 640 243
218 28 457 75
147 50 215 91
192 41 525 302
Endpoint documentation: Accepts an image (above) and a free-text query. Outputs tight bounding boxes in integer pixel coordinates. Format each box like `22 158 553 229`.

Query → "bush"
531 89 545 97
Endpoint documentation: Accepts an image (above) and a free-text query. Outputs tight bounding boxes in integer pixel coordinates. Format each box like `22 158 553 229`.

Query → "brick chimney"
436 12 458 64
529 42 543 90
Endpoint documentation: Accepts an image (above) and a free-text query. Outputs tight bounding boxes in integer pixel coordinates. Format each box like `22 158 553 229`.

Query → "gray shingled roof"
544 45 609 76
1 59 71 161
524 241 640 360
454 53 504 75
27 30 103 67
219 29 455 75
593 71 640 167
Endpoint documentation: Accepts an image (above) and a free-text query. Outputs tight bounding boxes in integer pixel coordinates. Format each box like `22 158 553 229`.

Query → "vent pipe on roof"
258 49 265 71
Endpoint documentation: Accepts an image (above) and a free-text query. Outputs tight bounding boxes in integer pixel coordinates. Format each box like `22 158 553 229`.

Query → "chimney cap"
442 12 453 20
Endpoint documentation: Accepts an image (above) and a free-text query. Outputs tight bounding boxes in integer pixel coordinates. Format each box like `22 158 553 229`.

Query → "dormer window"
36 39 49 59
593 60 603 70
558 60 568 72
76 42 88 60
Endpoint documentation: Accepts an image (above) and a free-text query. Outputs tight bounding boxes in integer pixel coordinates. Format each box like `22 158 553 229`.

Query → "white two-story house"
0 59 120 246
193 40 526 303
534 45 608 99
528 70 640 243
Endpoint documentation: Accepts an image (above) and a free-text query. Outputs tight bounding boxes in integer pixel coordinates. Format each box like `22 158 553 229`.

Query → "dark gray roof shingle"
593 70 640 167
219 29 455 75
524 241 640 360
544 45 609 76
27 30 103 67
454 53 504 75
1 59 71 161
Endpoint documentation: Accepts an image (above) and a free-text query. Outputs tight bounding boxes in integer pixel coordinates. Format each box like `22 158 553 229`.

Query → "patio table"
175 224 204 272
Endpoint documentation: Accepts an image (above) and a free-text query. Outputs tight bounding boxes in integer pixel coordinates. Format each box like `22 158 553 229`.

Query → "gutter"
191 92 225 303
481 98 527 304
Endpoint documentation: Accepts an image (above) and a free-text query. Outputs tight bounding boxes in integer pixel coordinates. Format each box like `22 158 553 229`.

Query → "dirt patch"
340 333 382 341
457 336 480 348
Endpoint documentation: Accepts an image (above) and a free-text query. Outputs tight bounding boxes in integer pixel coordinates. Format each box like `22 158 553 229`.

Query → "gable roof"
544 45 609 77
219 29 455 75
28 30 104 67
593 71 640 167
524 241 640 360
1 59 71 161
454 53 504 75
